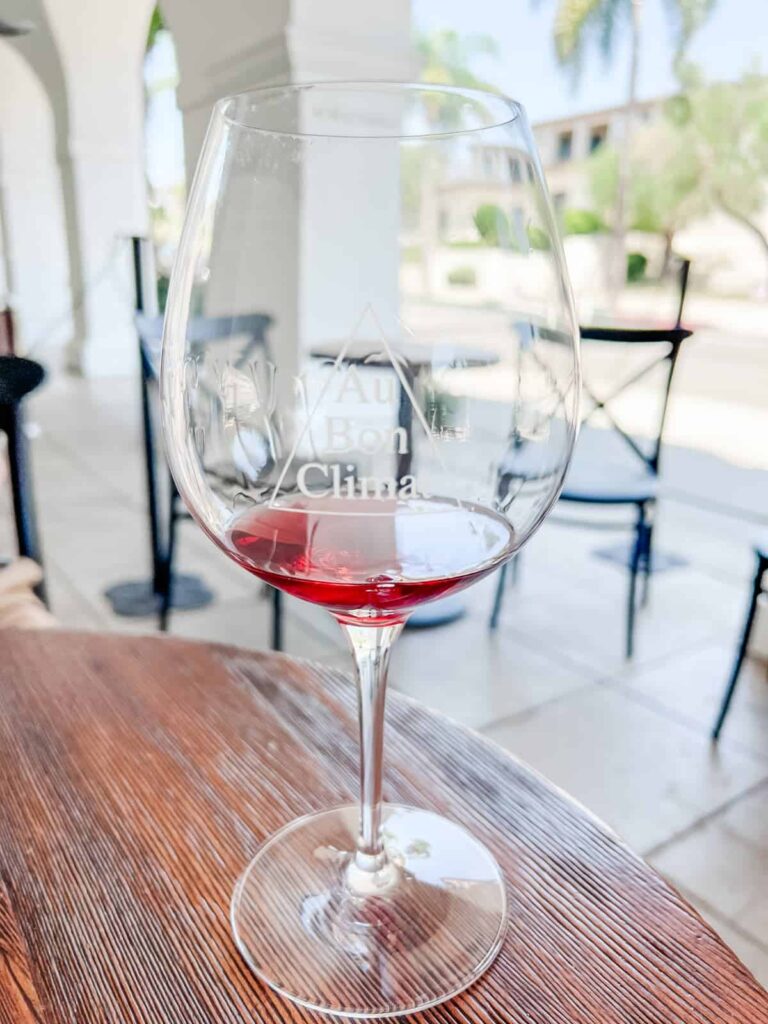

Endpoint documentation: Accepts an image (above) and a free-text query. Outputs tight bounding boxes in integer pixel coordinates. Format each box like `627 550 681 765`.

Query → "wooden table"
0 630 765 1023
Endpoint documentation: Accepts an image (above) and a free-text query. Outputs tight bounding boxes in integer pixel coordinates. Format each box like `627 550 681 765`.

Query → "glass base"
231 804 507 1018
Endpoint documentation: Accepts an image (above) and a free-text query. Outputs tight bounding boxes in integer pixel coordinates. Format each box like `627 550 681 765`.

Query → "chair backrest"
135 312 274 382
578 325 692 476
130 237 273 381
674 257 691 328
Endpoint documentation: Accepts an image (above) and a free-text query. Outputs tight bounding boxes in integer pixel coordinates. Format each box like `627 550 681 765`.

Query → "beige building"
437 99 658 241
437 97 768 298
532 100 657 212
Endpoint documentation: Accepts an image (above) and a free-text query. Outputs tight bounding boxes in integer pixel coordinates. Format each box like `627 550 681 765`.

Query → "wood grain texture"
0 628 765 1023
0 880 43 1023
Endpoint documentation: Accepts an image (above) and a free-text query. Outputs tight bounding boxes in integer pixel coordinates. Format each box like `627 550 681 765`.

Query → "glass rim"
217 80 522 141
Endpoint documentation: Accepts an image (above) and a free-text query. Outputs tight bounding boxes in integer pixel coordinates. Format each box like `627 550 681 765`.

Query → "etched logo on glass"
270 306 438 507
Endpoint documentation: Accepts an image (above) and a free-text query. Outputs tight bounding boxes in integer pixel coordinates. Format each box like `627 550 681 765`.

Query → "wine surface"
227 495 515 624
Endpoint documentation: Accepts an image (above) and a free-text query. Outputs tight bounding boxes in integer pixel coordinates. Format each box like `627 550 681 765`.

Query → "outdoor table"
310 339 497 480
0 629 766 1023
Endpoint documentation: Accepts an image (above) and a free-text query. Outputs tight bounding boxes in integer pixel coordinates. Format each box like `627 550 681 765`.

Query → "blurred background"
1 0 767 985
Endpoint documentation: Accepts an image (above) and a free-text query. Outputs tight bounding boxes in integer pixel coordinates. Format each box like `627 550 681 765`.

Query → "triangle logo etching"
269 305 440 510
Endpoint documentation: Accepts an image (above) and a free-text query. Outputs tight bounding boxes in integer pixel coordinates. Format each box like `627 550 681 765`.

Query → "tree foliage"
416 29 501 130
678 69 768 246
543 0 716 294
589 116 704 240
549 0 716 79
146 6 165 52
417 30 501 90
589 69 768 280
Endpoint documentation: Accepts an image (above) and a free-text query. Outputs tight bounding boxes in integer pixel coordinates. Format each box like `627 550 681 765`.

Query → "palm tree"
549 0 716 293
415 31 501 293
417 29 500 93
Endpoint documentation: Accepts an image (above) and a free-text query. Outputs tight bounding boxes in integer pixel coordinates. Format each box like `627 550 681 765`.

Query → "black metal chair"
490 325 692 658
0 355 47 602
134 312 283 645
103 239 284 646
712 539 768 740
0 307 16 355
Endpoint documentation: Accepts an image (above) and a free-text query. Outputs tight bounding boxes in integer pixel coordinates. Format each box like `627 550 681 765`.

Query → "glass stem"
340 621 403 876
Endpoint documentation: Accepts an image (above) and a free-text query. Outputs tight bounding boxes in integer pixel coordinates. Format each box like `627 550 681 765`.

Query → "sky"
145 32 186 189
413 0 767 122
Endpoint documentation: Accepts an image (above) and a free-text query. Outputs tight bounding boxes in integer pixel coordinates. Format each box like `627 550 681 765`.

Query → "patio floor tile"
482 686 768 853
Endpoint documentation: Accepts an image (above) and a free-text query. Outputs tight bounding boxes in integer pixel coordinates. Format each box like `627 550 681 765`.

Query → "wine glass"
161 82 579 1018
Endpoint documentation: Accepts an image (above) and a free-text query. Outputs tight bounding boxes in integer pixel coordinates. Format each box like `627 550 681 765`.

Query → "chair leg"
3 403 47 605
271 588 283 651
712 554 766 740
510 552 521 587
139 350 164 594
158 481 178 633
640 519 654 608
626 507 646 659
489 561 509 631
489 553 522 631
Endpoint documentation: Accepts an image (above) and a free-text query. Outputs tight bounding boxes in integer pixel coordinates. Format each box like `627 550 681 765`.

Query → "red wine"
226 495 515 625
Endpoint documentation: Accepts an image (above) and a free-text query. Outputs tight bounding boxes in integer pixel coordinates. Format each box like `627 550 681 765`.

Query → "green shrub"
626 251 648 283
157 274 170 312
527 225 552 251
562 208 603 235
447 265 477 287
473 204 508 246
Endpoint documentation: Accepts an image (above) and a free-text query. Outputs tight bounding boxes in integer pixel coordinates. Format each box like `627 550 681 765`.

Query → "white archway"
0 42 71 361
1 0 152 374
0 0 413 375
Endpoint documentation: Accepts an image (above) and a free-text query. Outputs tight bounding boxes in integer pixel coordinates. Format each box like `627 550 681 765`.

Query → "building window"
507 156 522 182
589 125 607 152
556 130 573 162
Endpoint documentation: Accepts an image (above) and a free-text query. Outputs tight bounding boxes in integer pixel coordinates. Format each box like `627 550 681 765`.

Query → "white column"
57 141 145 377
1 0 153 376
168 0 414 172
0 43 71 361
164 0 414 396
43 0 153 376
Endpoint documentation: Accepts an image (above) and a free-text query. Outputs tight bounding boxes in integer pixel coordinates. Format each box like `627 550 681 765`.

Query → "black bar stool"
0 355 47 602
